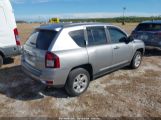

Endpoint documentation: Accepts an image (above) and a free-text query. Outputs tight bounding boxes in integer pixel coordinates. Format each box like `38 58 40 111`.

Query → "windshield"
136 23 161 31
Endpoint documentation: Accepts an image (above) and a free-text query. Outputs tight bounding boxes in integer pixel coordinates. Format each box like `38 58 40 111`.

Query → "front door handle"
114 46 120 49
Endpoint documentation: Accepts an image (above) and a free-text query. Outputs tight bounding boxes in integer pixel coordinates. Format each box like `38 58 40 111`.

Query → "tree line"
61 16 161 23
16 16 161 23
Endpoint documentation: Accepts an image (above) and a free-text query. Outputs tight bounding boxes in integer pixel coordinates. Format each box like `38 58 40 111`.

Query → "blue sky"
11 0 161 21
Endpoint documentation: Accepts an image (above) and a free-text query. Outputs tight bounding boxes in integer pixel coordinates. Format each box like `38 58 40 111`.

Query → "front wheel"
130 51 142 69
65 68 90 97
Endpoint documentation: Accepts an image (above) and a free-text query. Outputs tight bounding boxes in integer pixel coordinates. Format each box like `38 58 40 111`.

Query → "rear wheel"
130 51 142 69
0 55 3 68
65 68 90 97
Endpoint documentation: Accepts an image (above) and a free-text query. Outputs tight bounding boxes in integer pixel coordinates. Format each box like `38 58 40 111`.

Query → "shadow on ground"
1 48 160 101
3 57 14 65
0 65 68 101
144 48 161 57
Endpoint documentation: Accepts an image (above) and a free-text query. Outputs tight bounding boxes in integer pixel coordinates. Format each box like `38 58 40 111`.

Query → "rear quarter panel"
50 26 89 71
54 48 89 70
49 26 89 84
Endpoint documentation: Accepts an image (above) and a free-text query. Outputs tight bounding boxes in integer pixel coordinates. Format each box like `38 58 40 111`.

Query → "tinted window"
136 23 161 31
26 30 57 50
87 27 107 46
108 27 127 43
69 30 86 47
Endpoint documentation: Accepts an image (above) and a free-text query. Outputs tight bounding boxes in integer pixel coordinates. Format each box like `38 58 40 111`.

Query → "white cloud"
11 0 51 4
31 0 52 3
11 0 26 4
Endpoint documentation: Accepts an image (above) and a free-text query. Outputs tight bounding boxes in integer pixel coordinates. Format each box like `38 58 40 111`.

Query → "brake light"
45 52 60 68
14 28 21 46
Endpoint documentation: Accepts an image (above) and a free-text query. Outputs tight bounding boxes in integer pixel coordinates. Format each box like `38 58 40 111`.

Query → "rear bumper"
0 45 21 57
21 59 69 88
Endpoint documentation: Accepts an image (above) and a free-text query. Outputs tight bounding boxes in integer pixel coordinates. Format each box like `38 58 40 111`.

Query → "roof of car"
141 20 161 24
38 22 112 31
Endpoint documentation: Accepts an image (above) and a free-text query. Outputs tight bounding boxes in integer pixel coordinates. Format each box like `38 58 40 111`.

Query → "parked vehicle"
22 23 145 96
132 20 161 49
0 0 21 67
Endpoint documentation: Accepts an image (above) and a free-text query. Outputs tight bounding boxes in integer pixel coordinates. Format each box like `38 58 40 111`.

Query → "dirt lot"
0 23 161 118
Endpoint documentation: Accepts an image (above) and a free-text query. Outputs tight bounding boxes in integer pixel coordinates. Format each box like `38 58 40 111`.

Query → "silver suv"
22 23 145 96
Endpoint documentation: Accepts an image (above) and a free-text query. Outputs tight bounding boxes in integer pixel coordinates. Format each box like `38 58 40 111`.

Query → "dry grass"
17 23 40 45
113 23 139 34
0 23 161 118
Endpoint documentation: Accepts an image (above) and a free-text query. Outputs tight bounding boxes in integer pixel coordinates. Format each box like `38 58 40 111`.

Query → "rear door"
23 29 58 70
86 26 113 75
107 26 132 66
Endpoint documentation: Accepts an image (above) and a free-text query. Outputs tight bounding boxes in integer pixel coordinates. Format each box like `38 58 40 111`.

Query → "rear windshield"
26 29 57 50
136 23 161 31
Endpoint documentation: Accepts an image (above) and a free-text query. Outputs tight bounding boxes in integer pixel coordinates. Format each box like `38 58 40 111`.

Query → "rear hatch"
132 23 161 45
23 29 58 70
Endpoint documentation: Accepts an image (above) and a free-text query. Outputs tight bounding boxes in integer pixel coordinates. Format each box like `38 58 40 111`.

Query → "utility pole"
122 7 126 25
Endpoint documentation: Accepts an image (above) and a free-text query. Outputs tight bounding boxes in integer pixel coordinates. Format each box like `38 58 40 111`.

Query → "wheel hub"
73 74 88 93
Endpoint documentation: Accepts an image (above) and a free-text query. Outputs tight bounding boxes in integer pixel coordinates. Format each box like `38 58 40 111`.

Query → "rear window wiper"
30 42 36 45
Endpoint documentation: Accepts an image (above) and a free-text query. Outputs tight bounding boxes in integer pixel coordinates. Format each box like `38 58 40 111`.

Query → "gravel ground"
0 23 161 118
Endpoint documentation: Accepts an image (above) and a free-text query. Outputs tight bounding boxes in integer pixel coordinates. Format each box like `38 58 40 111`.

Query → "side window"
69 30 86 47
87 27 107 46
108 27 127 44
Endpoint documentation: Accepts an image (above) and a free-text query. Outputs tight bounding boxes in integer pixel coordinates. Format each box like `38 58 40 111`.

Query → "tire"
130 51 142 69
65 68 90 97
0 55 3 68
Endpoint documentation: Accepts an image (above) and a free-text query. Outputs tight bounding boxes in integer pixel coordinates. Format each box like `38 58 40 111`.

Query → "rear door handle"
114 46 120 49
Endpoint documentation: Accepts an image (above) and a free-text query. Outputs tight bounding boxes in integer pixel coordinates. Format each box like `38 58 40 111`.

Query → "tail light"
45 52 60 68
14 28 21 46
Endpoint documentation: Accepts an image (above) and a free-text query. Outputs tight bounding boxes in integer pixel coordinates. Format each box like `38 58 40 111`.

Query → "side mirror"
119 37 128 43
119 36 134 44
127 36 134 42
